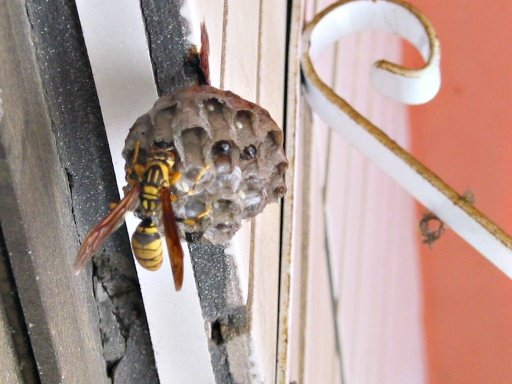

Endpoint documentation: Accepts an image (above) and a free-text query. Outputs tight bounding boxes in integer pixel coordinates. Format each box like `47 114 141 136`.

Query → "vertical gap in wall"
275 0 294 382
219 0 229 89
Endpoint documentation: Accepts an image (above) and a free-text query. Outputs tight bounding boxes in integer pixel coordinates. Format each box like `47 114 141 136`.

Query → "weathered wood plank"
0 302 22 384
0 1 108 382
0 230 25 384
0 226 39 383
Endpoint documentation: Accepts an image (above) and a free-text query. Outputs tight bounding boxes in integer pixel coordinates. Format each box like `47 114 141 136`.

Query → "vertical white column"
75 2 215 382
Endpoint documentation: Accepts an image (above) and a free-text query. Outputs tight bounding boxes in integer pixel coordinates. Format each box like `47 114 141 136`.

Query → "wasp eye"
154 139 172 149
212 140 232 156
240 145 257 160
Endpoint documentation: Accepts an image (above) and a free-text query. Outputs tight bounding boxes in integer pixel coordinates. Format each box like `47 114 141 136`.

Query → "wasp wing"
74 185 140 273
160 187 184 291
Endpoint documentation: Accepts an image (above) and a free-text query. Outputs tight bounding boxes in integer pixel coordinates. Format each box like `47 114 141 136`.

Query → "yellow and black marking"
131 218 163 271
125 140 147 185
140 162 169 214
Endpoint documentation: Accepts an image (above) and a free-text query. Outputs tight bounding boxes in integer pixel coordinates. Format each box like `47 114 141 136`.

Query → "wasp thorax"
123 85 288 244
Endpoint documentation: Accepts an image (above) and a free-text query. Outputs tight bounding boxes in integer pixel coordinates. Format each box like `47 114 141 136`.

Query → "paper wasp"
74 140 188 290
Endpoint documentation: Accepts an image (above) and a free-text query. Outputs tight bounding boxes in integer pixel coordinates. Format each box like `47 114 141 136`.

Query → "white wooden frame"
76 0 288 382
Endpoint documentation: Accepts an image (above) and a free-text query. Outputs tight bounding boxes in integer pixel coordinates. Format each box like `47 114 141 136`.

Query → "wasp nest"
122 85 288 243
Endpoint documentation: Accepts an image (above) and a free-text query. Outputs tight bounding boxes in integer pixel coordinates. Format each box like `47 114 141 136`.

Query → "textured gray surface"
0 1 108 382
0 230 26 384
0 227 38 383
0 299 23 384
141 0 201 95
189 243 251 384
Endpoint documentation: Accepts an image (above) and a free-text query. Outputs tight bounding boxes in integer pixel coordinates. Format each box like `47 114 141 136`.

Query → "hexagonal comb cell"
123 85 288 244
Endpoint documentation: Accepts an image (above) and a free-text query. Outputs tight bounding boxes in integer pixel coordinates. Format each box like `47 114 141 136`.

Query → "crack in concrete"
64 167 82 244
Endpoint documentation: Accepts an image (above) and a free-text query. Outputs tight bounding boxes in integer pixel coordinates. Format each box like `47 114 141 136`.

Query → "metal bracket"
301 0 512 278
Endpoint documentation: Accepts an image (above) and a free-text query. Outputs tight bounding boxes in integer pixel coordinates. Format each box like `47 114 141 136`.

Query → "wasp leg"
182 205 212 227
187 165 210 196
125 140 146 184
169 171 182 190
131 140 141 164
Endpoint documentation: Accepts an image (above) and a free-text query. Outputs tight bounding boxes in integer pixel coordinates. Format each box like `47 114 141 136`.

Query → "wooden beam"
0 1 158 382
0 1 108 382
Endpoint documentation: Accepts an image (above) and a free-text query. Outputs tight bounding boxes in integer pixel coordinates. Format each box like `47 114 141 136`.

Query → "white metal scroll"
301 0 512 278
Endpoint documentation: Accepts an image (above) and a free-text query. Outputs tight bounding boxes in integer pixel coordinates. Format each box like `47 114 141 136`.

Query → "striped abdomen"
131 219 163 271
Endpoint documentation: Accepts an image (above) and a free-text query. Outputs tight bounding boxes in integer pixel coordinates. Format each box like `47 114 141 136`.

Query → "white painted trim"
75 2 215 382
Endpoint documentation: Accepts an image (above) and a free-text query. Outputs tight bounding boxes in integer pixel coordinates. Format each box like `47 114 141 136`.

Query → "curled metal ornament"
301 0 512 278
123 85 288 244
